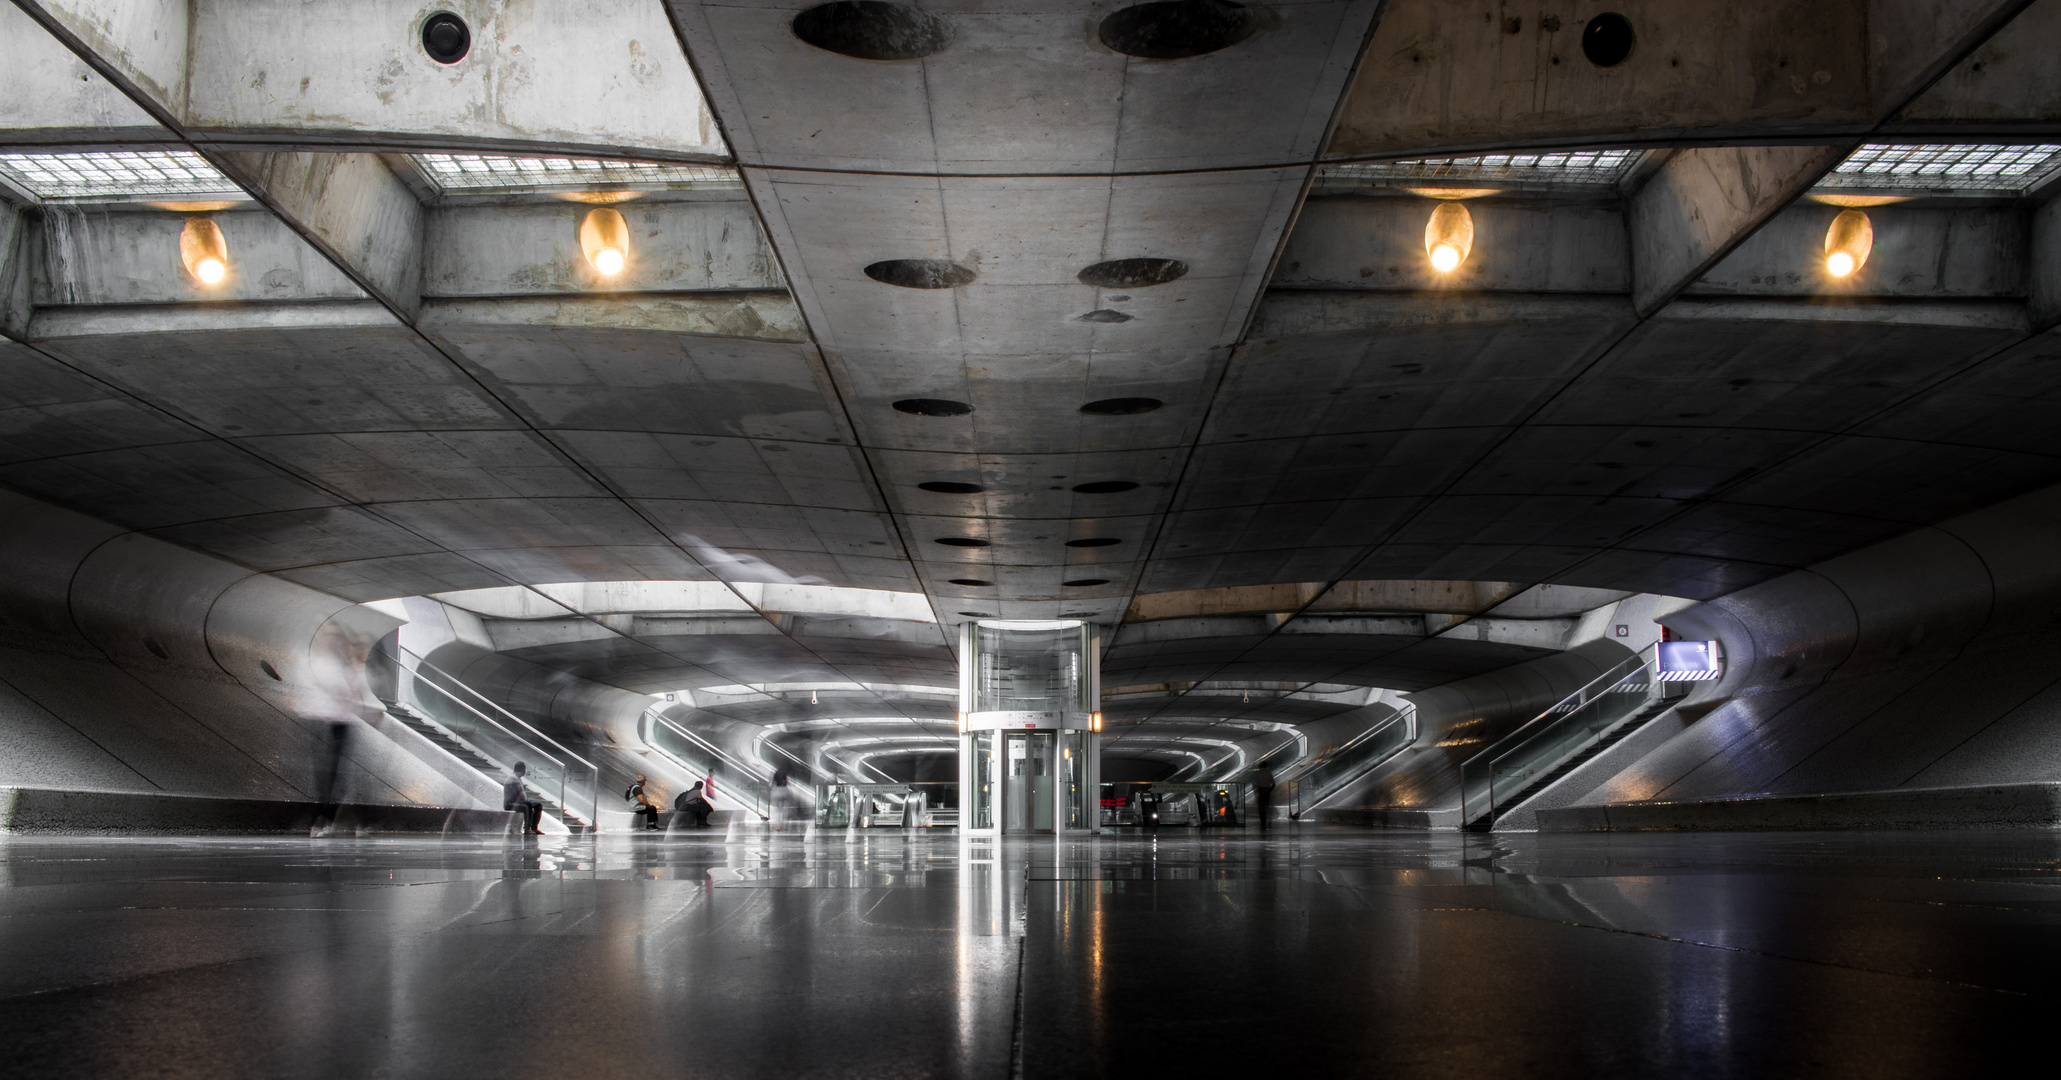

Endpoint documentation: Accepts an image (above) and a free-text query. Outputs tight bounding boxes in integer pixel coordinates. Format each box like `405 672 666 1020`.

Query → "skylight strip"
1821 143 2061 191
411 153 742 192
1320 149 1640 186
0 150 243 199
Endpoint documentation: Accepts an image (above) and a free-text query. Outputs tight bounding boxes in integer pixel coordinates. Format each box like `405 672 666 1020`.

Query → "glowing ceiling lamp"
579 207 630 277
179 217 228 286
1424 201 1474 273
1824 208 1873 277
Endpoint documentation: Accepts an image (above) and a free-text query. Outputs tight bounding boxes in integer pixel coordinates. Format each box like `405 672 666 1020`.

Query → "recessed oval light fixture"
1076 309 1133 323
1072 481 1140 494
422 12 471 64
1098 0 1259 59
1824 209 1874 277
1581 13 1634 67
865 259 977 288
178 218 229 287
792 1 953 60
1080 397 1164 416
1063 578 1111 586
935 537 991 547
948 578 993 587
579 207 631 277
918 481 985 494
893 398 973 416
1079 257 1188 288
1066 537 1122 548
1425 201 1473 273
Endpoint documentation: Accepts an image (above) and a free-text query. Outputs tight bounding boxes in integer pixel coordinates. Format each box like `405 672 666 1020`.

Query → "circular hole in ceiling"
918 481 984 494
1063 578 1111 587
1078 257 1188 288
1098 0 1259 59
893 398 973 417
1066 537 1123 548
1077 309 1133 323
935 537 992 547
421 12 471 64
1080 397 1164 416
1072 481 1140 494
865 259 977 289
143 636 169 659
1582 13 1635 67
948 578 993 587
791 1 953 60
259 659 282 681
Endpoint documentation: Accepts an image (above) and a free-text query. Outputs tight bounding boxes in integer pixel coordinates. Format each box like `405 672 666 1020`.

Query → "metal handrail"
1283 702 1419 815
1459 644 1660 827
387 643 600 830
645 709 772 818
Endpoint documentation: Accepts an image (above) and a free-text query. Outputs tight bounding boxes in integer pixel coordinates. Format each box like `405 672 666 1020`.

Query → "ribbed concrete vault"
5 0 2061 781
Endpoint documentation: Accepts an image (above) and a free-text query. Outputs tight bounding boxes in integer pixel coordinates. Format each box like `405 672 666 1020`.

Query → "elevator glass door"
1005 732 1054 832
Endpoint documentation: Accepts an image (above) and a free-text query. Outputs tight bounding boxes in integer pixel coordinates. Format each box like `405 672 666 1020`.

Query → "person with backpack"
625 773 661 831
673 778 714 828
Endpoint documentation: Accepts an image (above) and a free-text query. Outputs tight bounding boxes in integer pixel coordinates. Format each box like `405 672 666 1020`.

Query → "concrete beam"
1626 144 1854 316
205 151 425 320
2028 196 2061 328
10 0 190 126
0 204 30 341
1890 0 2061 133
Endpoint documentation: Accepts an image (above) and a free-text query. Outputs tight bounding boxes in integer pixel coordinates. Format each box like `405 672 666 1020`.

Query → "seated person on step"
673 779 714 828
504 761 544 835
626 774 661 831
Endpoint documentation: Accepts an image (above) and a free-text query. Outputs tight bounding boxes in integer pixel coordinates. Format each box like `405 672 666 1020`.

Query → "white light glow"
1826 251 1855 277
593 247 624 275
194 257 225 284
1430 244 1461 272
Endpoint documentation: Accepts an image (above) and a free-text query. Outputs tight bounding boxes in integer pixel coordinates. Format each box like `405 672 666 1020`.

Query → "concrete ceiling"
5 0 2061 765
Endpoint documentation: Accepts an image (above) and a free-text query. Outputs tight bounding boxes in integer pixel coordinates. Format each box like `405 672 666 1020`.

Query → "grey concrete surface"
0 786 521 835
1 829 2057 1078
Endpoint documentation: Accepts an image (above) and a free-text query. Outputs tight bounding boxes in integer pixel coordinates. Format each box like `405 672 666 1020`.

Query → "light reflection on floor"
1 826 2055 1078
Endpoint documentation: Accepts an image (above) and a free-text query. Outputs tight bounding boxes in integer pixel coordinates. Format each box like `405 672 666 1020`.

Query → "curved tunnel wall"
1586 481 2061 807
0 490 477 817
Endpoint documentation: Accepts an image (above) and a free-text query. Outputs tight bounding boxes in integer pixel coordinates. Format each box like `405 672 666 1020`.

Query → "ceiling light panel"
411 153 742 192
1319 149 1641 186
0 150 242 199
1820 143 2061 192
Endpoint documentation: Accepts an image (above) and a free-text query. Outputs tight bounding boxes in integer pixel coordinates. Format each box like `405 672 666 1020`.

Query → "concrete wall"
1576 479 2061 812
0 489 485 825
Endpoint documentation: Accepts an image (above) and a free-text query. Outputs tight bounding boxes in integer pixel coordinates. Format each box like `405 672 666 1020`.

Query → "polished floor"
1 825 2056 1078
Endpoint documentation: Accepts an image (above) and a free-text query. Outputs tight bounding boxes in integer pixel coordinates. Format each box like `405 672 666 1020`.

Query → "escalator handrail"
1459 644 1654 777
392 643 597 771
1299 707 1418 812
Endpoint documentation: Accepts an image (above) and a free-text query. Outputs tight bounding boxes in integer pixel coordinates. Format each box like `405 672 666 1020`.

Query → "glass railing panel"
1286 705 1417 814
647 713 770 819
386 644 601 830
1460 648 1658 825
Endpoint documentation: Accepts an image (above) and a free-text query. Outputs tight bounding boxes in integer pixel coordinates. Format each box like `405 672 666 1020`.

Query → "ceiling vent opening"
1072 481 1140 494
143 636 169 659
866 259 977 288
1077 309 1134 323
1582 13 1634 67
1063 578 1111 586
793 1 954 60
1079 258 1188 288
1080 397 1164 415
1066 538 1123 548
260 660 283 681
958 611 991 617
948 578 993 587
918 481 984 494
936 537 992 547
1099 0 1260 59
422 12 471 64
893 398 973 416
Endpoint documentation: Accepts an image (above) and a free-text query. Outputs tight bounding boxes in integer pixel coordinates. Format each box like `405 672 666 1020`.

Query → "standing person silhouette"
1251 763 1276 833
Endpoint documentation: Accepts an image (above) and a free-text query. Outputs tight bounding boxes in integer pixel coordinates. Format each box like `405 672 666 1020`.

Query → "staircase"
1477 696 1676 829
384 700 595 833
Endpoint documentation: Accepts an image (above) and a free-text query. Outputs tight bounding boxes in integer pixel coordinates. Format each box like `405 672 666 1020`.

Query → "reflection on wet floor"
1 826 2057 1078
